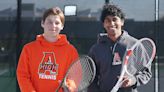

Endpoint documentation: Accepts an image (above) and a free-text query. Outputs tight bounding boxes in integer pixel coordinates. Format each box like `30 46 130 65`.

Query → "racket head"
111 38 156 92
56 55 96 92
125 38 156 76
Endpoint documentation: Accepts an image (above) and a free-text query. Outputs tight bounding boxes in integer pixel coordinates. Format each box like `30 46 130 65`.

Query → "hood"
97 31 129 44
36 34 69 47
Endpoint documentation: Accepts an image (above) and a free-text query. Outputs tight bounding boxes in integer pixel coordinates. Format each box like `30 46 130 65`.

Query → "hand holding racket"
56 55 96 92
111 38 156 92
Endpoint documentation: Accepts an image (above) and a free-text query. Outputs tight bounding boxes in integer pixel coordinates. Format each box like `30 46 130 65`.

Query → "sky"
0 0 164 21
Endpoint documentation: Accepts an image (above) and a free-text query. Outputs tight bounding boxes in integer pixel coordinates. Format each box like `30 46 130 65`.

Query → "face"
103 15 124 41
41 15 63 38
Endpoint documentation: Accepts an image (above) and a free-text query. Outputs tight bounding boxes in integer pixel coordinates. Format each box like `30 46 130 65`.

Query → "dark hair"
100 4 125 22
42 7 65 25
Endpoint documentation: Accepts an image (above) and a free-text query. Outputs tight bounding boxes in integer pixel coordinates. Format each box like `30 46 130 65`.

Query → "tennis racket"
111 38 156 92
56 55 96 92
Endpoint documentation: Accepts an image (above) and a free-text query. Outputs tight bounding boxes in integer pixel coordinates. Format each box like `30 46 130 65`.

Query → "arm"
16 46 36 92
121 65 152 88
135 65 152 86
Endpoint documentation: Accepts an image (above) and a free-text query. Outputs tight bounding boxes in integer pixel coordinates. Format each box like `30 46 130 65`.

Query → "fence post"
16 0 22 92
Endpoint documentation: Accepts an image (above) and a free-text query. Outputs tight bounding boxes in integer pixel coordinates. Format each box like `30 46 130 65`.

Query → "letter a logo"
112 52 122 65
38 52 58 75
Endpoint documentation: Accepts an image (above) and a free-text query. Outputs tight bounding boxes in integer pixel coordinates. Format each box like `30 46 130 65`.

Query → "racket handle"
63 86 69 92
110 86 119 92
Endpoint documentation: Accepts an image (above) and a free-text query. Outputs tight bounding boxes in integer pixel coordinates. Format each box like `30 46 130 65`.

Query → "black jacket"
87 31 152 92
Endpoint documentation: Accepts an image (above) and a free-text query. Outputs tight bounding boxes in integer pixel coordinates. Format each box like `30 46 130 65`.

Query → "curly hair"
100 4 125 22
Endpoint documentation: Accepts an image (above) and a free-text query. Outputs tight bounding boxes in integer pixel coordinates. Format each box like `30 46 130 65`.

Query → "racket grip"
110 86 119 92
63 86 69 92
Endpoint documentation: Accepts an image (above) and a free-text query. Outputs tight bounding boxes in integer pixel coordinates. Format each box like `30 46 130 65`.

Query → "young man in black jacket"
87 4 152 92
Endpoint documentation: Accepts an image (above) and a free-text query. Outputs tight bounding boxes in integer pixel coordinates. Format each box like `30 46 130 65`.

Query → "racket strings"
77 56 95 90
127 46 143 75
67 61 82 89
66 56 95 91
126 40 155 75
141 40 155 62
